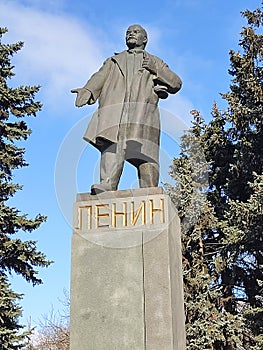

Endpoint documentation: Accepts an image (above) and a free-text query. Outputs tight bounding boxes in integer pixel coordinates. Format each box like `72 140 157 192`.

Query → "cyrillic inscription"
74 197 166 231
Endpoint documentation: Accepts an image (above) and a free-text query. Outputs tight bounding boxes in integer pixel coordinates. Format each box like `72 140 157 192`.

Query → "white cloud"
0 1 104 114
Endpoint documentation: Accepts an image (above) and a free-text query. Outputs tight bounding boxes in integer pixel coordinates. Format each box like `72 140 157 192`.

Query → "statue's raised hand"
71 88 91 107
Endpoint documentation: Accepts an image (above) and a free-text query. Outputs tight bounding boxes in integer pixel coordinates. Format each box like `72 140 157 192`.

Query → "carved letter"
95 204 110 228
111 202 127 228
131 201 146 226
149 198 165 224
76 205 92 230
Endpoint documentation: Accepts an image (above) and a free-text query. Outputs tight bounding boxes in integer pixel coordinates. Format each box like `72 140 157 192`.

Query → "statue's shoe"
91 183 112 195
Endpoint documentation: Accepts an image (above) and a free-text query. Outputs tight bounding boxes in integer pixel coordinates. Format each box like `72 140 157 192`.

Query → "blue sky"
0 0 261 327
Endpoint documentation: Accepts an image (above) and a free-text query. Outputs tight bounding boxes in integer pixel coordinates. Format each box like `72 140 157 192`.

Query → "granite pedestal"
70 187 186 349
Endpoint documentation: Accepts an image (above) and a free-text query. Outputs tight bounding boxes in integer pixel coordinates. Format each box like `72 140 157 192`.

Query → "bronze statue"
71 24 182 194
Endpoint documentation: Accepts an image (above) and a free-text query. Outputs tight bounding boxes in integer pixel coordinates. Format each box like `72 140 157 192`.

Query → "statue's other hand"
71 88 91 107
142 53 157 75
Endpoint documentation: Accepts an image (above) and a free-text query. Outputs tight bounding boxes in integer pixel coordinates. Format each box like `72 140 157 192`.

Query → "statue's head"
126 24 148 49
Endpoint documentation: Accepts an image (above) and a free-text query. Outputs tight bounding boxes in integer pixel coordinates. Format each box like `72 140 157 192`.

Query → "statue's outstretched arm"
71 88 92 107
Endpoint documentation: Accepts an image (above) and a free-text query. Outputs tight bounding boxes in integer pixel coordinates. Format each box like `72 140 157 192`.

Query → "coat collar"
127 48 144 54
112 50 149 76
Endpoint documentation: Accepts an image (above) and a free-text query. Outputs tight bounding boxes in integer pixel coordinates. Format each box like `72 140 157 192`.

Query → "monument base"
70 188 186 349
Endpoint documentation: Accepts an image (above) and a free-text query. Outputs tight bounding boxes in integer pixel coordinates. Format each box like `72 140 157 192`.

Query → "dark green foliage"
0 274 29 349
0 27 52 349
166 3 263 349
166 117 246 349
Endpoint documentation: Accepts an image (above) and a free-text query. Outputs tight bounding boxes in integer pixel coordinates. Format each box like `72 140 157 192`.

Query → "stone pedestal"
70 188 186 350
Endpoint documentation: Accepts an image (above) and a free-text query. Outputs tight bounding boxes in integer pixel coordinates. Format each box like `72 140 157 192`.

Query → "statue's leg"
99 143 125 191
91 139 126 194
137 162 159 188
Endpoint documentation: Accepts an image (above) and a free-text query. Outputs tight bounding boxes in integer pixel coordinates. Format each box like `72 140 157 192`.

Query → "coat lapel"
112 50 151 77
111 51 127 76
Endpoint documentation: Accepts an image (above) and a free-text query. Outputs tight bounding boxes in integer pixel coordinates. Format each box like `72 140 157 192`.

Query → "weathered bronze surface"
72 25 182 194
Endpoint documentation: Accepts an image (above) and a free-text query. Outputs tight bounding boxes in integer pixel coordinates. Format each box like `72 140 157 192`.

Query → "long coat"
83 50 182 165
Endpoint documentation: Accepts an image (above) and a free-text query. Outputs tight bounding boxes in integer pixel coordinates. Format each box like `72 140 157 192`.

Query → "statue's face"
126 25 147 49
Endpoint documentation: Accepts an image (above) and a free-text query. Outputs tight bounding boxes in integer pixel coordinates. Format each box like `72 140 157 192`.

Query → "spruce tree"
0 27 51 349
204 5 263 348
166 113 245 349
167 2 263 349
